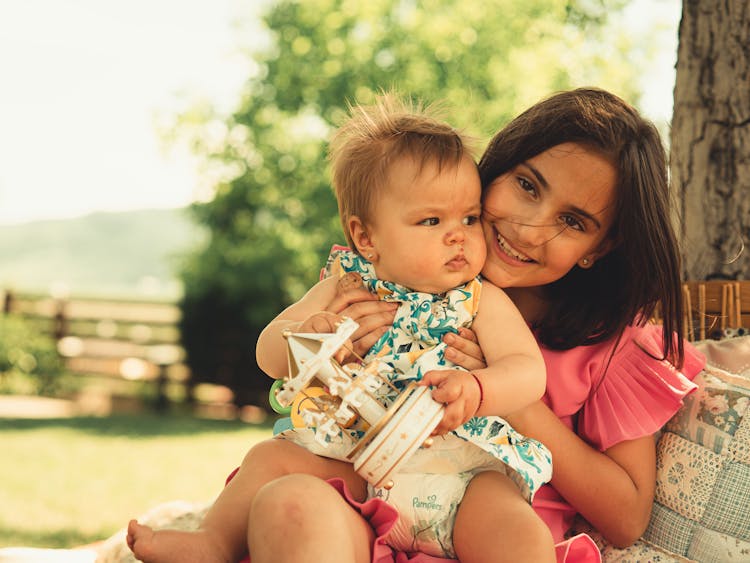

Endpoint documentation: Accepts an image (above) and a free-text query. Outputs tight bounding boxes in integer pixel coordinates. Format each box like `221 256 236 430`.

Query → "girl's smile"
492 227 536 265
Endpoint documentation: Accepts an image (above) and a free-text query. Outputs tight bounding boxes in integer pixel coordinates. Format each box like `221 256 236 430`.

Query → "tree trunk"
671 0 750 280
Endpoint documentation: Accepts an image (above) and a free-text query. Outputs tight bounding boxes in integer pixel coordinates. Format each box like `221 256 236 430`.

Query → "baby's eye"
462 215 480 226
419 217 440 226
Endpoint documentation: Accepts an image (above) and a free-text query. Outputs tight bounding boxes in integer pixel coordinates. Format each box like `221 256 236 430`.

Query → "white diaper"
367 434 511 558
369 471 470 557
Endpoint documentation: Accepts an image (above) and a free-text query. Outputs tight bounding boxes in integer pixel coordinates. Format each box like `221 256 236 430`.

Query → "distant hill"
0 208 206 300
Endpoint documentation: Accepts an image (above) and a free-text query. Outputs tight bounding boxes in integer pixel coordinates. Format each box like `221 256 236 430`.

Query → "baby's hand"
419 370 481 435
298 311 352 364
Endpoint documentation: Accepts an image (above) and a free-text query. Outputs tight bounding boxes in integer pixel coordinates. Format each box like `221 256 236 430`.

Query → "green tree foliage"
179 0 640 406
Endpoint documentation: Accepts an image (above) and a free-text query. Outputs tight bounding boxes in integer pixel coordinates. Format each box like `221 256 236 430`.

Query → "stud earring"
367 253 374 260
581 258 590 266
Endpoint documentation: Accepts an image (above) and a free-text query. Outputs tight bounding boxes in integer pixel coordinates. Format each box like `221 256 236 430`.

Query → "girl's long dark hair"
479 88 684 367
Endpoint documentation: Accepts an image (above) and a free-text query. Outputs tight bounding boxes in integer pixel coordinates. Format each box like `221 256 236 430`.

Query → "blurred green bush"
0 315 67 396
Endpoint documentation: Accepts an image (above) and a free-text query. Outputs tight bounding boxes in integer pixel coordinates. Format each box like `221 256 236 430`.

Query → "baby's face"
365 155 486 294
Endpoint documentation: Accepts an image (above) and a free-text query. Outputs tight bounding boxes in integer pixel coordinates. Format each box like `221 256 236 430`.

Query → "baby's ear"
348 216 377 260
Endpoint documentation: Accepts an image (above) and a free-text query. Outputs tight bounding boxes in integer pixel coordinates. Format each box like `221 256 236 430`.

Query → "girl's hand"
325 273 398 361
443 328 487 371
419 370 481 435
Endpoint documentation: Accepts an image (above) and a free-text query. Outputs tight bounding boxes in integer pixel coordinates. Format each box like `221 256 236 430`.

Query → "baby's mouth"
446 254 468 268
496 232 535 263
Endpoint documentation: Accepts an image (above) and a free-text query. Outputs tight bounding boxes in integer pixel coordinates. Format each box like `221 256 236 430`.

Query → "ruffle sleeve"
578 324 706 452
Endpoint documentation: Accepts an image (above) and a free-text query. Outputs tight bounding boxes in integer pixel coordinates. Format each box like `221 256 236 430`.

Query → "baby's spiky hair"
329 93 472 249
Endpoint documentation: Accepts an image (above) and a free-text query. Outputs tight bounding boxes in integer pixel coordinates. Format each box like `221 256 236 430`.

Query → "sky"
0 0 262 225
0 0 681 226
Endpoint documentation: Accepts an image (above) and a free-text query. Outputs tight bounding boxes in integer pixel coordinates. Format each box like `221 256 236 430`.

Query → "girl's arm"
507 402 656 547
255 276 339 379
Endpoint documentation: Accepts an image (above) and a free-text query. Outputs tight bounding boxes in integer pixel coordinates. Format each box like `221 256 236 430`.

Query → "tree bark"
671 0 750 280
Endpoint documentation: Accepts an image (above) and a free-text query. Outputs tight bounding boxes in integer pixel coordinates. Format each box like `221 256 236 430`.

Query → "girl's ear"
581 238 615 268
348 216 378 261
594 238 615 260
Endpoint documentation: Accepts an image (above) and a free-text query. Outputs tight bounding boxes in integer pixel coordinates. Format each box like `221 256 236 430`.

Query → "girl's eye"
560 215 585 232
518 176 537 195
419 217 439 226
462 215 480 226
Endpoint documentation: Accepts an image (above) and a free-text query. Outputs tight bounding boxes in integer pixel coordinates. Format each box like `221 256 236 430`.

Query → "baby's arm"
469 282 546 415
423 283 544 427
255 276 340 379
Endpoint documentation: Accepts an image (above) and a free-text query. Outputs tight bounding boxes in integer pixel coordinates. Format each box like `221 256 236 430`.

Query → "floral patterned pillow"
642 358 750 562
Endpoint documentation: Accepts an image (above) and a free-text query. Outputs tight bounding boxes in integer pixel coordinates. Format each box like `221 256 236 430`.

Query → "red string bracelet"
470 372 484 410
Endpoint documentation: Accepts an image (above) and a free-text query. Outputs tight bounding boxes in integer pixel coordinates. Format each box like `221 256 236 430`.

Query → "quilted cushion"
643 344 750 562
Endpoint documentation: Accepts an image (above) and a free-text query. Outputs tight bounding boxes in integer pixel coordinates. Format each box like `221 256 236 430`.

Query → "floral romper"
279 249 552 557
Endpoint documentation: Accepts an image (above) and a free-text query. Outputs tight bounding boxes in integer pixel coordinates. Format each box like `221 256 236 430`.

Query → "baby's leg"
249 473 374 563
127 438 366 563
453 471 555 563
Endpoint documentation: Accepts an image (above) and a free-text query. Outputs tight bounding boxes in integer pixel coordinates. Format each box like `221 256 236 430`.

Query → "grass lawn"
0 414 273 549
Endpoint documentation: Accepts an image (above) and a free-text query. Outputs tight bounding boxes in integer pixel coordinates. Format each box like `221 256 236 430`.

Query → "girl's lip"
492 227 535 265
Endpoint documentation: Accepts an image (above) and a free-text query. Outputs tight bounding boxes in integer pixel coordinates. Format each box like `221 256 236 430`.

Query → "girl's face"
481 142 617 290
352 154 485 294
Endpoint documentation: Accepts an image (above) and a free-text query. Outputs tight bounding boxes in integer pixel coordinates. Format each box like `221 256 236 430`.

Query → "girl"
466 87 705 551
128 95 556 563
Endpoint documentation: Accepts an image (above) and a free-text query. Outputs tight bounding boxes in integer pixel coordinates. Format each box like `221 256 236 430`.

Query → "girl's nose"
513 220 562 249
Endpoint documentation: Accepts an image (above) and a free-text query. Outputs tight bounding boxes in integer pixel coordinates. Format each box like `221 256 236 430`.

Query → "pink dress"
531 322 705 552
237 323 705 563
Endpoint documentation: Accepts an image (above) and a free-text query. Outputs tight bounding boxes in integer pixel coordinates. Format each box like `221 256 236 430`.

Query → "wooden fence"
2 289 190 411
3 280 748 412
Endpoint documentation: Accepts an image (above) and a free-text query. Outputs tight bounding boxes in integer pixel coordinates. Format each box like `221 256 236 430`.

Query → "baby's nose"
446 227 465 244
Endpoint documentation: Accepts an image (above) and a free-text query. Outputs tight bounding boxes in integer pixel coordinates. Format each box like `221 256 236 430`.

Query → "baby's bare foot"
126 520 229 563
